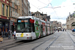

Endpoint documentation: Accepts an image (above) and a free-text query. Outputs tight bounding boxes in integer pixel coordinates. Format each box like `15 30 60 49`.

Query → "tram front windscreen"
16 19 31 32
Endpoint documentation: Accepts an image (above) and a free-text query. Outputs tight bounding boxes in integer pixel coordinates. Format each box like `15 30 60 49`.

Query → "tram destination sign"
18 20 28 22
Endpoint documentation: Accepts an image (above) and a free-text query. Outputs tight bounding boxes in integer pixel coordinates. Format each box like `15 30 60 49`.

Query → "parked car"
72 29 75 32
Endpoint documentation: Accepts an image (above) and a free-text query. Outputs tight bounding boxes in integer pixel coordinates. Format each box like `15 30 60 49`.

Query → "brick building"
22 0 30 16
66 12 75 30
9 0 19 31
0 0 9 32
50 21 62 30
31 11 50 22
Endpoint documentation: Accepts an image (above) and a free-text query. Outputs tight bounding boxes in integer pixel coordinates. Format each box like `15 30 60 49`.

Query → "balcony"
11 11 19 18
10 0 19 6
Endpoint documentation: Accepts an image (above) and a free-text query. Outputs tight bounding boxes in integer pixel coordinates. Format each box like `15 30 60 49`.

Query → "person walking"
2 31 5 38
0 29 3 43
14 30 16 39
0 29 2 37
58 29 59 32
8 30 11 39
63 29 64 31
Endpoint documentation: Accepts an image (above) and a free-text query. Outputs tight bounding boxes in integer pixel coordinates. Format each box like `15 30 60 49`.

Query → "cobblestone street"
1 30 75 50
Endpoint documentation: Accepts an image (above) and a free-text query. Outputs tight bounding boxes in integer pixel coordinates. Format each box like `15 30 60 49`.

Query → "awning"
0 18 9 22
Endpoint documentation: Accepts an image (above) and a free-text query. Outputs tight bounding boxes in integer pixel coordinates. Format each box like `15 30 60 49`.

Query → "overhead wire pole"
9 0 10 30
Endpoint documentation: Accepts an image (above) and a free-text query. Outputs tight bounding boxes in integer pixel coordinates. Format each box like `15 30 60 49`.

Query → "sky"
28 0 75 24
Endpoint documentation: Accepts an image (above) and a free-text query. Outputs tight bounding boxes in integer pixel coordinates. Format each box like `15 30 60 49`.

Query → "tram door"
46 26 47 35
0 28 1 30
40 25 43 37
2 26 4 32
11 25 14 32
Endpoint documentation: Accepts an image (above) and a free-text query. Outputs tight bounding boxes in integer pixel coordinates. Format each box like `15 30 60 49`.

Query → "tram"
16 16 55 40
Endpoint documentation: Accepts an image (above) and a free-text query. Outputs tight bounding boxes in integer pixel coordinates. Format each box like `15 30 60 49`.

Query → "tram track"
67 31 75 46
0 40 28 50
32 32 62 50
0 34 54 50
45 31 75 50
0 32 57 50
45 32 62 50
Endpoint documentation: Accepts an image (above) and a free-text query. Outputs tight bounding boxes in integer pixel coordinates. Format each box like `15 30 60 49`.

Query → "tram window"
31 23 35 32
41 25 42 29
25 23 31 32
33 24 35 32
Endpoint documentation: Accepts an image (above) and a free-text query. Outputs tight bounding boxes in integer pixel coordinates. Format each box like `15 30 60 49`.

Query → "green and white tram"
16 16 54 40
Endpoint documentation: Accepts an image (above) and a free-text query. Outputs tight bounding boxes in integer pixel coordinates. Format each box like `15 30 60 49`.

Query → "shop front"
0 18 9 37
10 17 17 32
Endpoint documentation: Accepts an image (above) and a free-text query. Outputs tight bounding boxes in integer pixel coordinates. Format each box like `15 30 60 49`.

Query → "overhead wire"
37 0 51 9
30 0 64 19
50 3 58 16
30 3 43 12
37 0 60 19
38 0 49 5
30 0 51 12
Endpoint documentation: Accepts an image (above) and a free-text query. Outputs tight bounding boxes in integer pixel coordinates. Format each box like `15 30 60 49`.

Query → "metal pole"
9 0 10 30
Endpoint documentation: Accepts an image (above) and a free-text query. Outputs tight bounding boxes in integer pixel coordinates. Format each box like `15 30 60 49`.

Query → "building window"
12 3 14 7
6 6 8 16
10 7 11 16
2 4 5 15
15 9 17 12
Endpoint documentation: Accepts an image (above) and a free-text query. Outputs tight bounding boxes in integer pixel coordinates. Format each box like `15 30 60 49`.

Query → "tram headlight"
16 34 18 36
26 34 28 36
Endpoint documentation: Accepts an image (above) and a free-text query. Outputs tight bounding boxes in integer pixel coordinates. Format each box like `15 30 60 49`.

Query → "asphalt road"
1 30 75 50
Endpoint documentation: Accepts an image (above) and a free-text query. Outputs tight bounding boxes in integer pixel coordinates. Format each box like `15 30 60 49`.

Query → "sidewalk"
68 30 75 36
67 30 75 42
0 36 16 47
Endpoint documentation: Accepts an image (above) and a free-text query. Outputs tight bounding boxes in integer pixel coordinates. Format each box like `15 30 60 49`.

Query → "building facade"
31 11 50 22
17 0 22 16
9 0 30 32
22 0 30 16
0 0 30 37
9 0 19 32
31 11 43 20
66 12 75 30
50 21 62 30
62 24 67 29
0 0 9 32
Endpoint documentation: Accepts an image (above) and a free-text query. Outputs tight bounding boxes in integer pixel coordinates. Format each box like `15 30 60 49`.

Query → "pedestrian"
63 29 64 31
65 29 66 31
0 28 3 43
14 30 16 39
0 29 2 37
5 31 8 37
58 29 59 32
2 31 5 38
8 30 11 39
